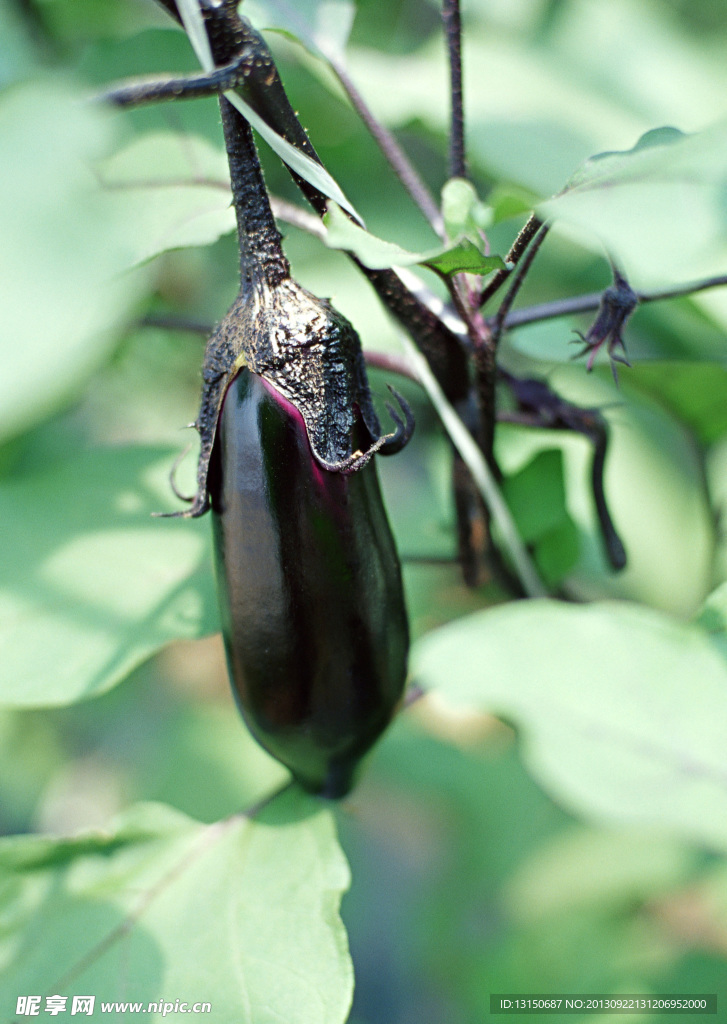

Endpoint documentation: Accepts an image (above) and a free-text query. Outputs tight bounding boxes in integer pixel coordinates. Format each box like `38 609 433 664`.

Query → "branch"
270 196 325 239
479 213 543 308
259 0 443 235
326 56 444 237
493 272 727 332
490 223 550 347
442 0 465 180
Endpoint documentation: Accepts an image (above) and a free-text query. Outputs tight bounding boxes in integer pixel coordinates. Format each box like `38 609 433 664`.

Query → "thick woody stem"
219 100 289 289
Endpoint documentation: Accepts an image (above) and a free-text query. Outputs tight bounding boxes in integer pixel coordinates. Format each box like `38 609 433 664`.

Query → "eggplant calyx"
312 385 414 473
378 385 415 456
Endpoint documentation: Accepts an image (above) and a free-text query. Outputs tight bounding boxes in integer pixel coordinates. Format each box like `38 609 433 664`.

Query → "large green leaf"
99 132 236 265
0 795 353 1024
0 446 217 707
413 600 727 852
539 122 727 288
0 81 152 444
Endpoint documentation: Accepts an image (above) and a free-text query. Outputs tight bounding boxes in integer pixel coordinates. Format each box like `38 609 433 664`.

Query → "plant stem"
327 56 445 237
399 333 547 598
443 0 465 180
479 214 543 308
218 99 289 288
490 223 550 346
270 196 326 239
493 272 727 331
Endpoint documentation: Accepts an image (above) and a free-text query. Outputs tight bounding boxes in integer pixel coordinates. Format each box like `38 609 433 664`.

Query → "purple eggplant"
209 369 409 797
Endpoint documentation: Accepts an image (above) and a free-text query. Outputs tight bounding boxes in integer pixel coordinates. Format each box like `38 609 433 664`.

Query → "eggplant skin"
208 368 409 798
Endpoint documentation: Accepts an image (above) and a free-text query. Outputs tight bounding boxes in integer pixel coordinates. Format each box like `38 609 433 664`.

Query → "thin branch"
479 213 543 308
490 223 550 347
363 349 422 384
327 56 445 238
140 312 212 334
497 292 602 330
270 195 326 239
640 273 727 304
442 0 465 180
493 271 727 332
259 0 443 235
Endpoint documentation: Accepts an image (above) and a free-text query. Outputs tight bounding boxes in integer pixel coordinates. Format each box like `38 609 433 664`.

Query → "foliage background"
2 0 727 1021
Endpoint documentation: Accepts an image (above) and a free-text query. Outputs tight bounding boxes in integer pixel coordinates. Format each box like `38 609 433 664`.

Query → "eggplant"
209 369 409 797
106 0 414 796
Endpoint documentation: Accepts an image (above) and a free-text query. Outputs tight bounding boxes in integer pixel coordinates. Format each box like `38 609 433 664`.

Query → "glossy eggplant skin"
209 367 409 798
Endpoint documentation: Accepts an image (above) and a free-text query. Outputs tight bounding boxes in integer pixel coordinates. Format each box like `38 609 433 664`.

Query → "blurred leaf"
470 119 598 200
0 2 37 87
501 449 569 544
624 361 727 445
696 581 727 656
144 705 291 819
324 202 505 274
248 0 355 61
498 447 580 584
0 794 353 1024
441 177 492 244
0 446 217 708
488 184 538 224
0 81 152 444
706 437 727 588
505 826 695 921
413 600 727 852
534 519 580 587
0 710 67 833
99 132 236 264
539 122 727 289
24 0 167 43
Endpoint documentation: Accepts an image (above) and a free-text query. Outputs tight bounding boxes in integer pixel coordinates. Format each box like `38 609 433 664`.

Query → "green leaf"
0 446 217 708
501 449 569 545
498 450 580 585
413 600 727 852
539 122 727 289
624 361 727 445
504 826 695 922
441 177 492 243
0 1 37 87
323 202 505 275
0 795 353 1024
696 582 727 662
0 81 152 445
487 184 537 224
247 0 355 62
99 132 236 264
533 519 580 588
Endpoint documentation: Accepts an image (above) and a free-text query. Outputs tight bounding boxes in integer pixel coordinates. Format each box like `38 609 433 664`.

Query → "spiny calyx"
172 273 413 518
